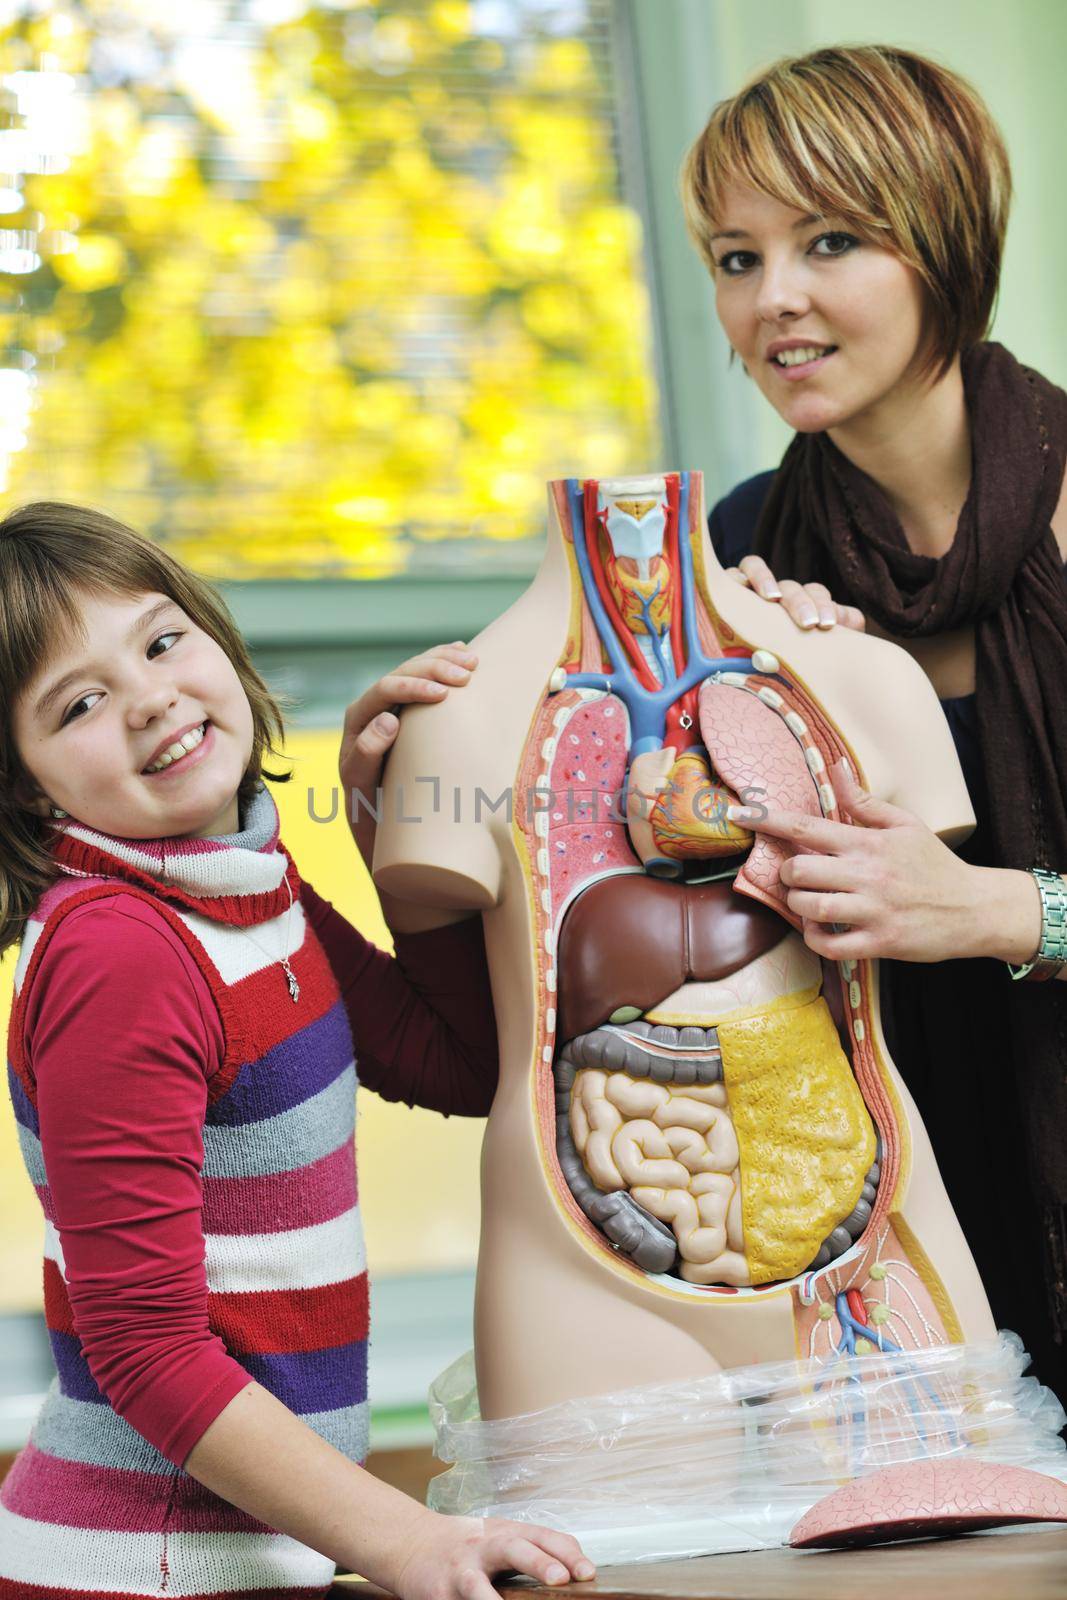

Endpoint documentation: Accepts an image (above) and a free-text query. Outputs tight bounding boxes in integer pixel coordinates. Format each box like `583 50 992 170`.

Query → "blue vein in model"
554 472 761 756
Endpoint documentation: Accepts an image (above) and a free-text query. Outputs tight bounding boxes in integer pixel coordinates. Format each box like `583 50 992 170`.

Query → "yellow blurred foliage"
51 232 127 292
0 1 659 576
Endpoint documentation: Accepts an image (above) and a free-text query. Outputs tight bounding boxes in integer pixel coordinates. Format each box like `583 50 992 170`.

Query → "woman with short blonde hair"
682 44 1067 1410
683 45 1011 377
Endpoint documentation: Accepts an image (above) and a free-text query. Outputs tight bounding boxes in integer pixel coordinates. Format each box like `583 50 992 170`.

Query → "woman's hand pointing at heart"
728 760 1042 967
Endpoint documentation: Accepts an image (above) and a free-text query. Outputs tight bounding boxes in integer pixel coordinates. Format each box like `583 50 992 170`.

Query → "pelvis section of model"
520 473 900 1314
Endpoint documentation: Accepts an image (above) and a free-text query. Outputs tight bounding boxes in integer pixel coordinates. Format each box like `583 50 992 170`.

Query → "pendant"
283 961 300 1003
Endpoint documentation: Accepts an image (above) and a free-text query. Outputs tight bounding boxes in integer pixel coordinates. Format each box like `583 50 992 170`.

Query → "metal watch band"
1008 867 1067 982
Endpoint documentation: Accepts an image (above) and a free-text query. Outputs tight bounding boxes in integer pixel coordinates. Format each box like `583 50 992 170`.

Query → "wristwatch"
1007 867 1067 982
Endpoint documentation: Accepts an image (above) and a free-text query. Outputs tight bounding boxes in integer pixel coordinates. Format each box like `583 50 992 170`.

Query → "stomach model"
515 473 953 1360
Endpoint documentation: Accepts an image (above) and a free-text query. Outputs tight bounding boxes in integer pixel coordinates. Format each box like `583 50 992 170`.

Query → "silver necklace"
238 872 301 1003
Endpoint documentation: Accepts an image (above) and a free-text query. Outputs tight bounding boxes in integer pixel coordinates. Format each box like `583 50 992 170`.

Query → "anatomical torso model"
374 473 996 1422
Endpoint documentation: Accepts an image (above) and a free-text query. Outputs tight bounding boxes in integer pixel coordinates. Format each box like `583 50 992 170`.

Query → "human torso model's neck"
532 473 759 761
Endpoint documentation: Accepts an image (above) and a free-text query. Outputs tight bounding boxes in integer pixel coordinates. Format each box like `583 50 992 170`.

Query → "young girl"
681 46 1067 1408
0 502 594 1597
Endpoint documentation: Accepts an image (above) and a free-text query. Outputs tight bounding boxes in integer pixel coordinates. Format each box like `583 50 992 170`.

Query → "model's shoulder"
707 469 777 568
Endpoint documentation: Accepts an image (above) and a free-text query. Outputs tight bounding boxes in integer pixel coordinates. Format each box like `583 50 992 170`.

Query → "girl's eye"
810 231 859 258
60 632 183 725
716 249 759 277
147 630 182 659
61 693 101 726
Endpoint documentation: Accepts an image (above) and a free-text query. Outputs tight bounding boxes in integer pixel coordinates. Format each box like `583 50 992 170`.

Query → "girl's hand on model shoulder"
393 1511 595 1600
726 555 866 633
339 642 477 869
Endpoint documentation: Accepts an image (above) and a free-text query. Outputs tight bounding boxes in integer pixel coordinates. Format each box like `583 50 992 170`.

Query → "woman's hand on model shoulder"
393 1511 595 1600
726 555 866 632
339 642 477 870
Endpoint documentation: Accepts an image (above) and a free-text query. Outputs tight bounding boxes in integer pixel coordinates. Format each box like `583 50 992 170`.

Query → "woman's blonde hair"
0 502 291 954
681 44 1012 375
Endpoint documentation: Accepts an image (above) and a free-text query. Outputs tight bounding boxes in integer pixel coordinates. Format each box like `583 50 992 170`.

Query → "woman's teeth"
144 723 206 774
773 345 835 368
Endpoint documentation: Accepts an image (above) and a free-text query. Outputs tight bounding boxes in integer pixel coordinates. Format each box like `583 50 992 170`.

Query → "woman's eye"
810 231 859 258
147 630 182 658
716 249 759 276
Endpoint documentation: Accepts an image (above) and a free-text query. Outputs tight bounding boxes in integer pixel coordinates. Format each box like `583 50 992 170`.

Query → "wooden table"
332 1525 1067 1599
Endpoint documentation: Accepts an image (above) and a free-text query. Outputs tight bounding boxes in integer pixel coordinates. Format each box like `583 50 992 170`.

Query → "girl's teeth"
146 723 206 773
775 346 833 368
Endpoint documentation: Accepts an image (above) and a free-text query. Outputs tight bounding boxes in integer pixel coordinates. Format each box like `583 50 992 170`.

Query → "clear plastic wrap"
427 1332 1067 1564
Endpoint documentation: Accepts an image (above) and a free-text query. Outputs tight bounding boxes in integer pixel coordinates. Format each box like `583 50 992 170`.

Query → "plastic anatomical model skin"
374 473 997 1422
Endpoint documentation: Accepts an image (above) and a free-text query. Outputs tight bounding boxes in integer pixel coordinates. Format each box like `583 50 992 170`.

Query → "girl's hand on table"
728 760 1041 966
726 555 866 633
394 1512 595 1600
339 641 477 871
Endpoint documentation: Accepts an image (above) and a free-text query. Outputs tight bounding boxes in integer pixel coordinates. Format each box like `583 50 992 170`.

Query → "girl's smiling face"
710 182 931 437
14 588 255 839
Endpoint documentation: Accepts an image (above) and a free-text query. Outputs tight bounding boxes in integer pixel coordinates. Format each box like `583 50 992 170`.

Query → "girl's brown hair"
0 501 291 954
681 44 1012 376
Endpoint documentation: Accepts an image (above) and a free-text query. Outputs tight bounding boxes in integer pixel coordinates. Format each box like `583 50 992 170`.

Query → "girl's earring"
49 805 68 819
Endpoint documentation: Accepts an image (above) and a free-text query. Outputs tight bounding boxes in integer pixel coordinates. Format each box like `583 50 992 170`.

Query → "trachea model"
374 472 995 1420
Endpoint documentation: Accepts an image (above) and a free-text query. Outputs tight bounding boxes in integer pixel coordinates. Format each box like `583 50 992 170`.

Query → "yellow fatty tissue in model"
718 993 876 1285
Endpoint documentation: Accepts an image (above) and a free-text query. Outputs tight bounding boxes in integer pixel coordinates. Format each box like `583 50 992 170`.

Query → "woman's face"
710 182 931 436
14 588 255 840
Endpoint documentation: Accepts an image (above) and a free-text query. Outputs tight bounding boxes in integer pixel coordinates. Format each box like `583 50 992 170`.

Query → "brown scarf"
753 341 1067 1334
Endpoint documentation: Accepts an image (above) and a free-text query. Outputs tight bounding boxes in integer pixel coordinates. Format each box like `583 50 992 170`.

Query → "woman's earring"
49 804 68 819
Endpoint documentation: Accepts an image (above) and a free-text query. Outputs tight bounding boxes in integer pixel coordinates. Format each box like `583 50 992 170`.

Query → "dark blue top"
708 472 988 858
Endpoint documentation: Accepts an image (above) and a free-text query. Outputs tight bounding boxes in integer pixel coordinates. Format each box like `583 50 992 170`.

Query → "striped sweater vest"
1 788 368 1597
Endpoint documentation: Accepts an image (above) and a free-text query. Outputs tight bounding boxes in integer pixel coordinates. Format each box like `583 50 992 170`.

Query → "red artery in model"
846 1288 869 1327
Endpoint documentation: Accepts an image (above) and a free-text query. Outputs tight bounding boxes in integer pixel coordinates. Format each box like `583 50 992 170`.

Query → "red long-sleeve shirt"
24 882 496 1462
